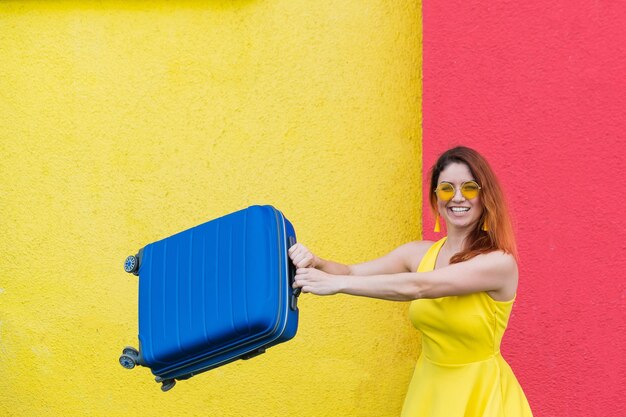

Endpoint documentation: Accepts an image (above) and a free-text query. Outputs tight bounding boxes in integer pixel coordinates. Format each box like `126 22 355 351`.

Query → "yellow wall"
0 1 422 415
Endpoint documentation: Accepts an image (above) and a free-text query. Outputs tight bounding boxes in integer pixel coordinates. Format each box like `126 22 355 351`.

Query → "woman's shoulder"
470 250 519 277
408 239 438 251
477 250 517 265
471 251 519 301
397 239 437 255
399 240 438 272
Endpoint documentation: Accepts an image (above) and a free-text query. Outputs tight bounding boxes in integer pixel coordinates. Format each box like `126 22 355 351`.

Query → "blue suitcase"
119 205 300 391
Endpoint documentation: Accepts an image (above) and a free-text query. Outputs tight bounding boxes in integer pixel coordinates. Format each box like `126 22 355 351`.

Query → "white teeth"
450 207 470 212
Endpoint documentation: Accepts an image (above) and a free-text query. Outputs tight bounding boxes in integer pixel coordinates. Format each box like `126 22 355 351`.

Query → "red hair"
429 146 517 263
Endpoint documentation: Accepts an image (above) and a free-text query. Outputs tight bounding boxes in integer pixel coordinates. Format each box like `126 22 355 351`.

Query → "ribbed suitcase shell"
135 205 298 382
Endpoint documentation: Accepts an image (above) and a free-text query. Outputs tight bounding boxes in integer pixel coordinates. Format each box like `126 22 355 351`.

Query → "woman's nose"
452 188 465 202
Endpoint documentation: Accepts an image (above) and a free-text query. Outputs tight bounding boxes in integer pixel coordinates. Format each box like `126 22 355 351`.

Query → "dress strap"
417 237 447 273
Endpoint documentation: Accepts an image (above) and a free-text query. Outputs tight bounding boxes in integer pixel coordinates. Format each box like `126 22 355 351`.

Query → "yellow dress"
401 237 533 417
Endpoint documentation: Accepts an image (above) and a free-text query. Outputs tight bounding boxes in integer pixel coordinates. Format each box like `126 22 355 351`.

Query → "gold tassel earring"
482 218 489 231
434 215 441 233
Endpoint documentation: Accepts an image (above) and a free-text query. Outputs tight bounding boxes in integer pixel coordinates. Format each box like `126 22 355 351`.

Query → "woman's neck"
444 227 471 252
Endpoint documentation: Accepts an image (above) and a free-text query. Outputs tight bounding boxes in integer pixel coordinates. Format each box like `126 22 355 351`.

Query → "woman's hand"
293 268 344 296
288 243 320 269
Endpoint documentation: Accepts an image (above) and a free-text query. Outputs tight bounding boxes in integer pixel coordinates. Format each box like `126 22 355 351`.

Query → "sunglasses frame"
434 180 482 201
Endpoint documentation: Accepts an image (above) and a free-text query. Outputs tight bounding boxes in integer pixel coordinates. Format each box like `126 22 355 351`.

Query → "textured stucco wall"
422 1 626 416
0 1 422 416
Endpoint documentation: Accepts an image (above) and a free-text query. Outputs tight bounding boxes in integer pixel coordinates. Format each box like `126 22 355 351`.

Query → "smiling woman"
289 146 533 416
429 146 518 265
434 165 484 233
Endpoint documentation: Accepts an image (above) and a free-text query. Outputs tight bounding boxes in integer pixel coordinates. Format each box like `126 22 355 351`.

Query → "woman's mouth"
448 207 470 216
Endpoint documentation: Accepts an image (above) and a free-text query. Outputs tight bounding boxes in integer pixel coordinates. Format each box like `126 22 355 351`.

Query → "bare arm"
289 241 433 277
293 251 518 301
315 258 351 275
288 243 351 274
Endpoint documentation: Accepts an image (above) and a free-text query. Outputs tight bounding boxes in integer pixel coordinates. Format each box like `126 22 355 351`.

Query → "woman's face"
436 162 483 232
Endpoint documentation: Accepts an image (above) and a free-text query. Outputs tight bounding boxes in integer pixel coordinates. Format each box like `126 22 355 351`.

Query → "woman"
289 146 533 416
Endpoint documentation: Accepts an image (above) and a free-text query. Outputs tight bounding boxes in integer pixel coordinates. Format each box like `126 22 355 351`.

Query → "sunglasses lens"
461 182 480 199
436 183 455 201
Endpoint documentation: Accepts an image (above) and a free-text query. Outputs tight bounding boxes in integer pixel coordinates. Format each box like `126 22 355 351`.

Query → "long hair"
429 146 517 263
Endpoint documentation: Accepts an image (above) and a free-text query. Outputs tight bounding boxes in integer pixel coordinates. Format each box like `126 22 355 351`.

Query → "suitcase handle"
288 236 301 310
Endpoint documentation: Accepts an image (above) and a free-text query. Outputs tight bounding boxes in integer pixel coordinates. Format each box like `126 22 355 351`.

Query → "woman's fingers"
296 254 314 268
288 242 304 255
292 268 337 296
293 268 309 288
289 243 315 268
292 253 305 267
293 276 311 293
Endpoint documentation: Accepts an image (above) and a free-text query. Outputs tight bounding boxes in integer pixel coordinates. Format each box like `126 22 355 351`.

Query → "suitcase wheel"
161 379 176 392
123 255 138 274
119 354 136 369
122 346 139 357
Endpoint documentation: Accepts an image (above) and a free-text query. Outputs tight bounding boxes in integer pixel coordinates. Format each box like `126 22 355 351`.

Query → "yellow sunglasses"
435 181 482 201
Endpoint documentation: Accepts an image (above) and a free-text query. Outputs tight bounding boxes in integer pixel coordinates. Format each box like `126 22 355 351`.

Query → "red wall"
422 2 626 416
